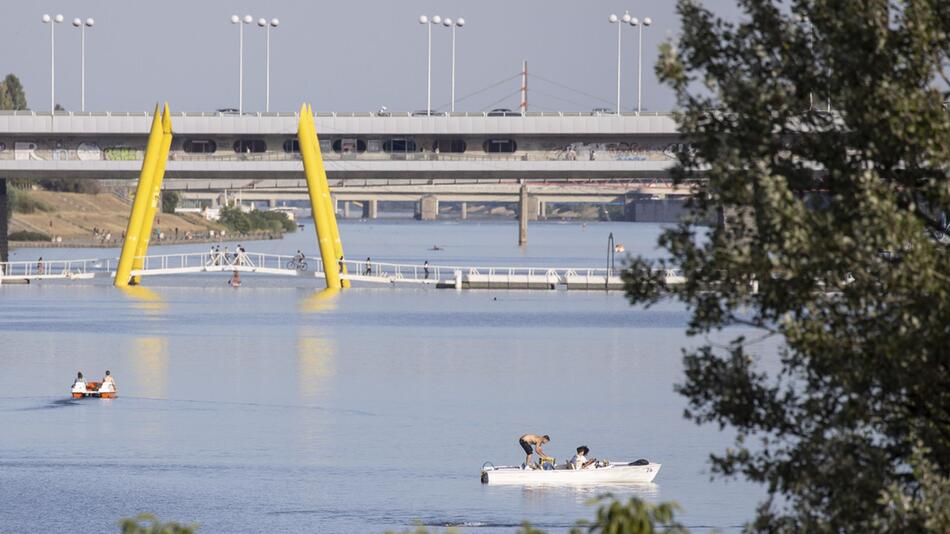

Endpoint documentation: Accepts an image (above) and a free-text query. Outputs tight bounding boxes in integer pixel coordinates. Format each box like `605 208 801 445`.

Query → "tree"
624 0 949 531
0 74 27 110
161 191 180 214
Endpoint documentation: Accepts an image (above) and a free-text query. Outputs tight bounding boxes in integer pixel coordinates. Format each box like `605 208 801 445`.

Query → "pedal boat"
71 380 116 399
481 461 660 485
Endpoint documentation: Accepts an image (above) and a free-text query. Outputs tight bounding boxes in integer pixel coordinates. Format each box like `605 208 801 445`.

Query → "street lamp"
257 17 279 112
72 17 94 112
230 14 253 114
418 14 443 115
608 11 632 115
442 17 465 113
629 16 652 114
41 13 64 112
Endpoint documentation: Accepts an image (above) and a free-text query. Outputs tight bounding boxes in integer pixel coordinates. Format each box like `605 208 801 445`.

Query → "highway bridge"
0 110 683 182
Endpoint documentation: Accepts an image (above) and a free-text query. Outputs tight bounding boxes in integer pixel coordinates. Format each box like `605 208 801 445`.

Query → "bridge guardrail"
0 110 674 118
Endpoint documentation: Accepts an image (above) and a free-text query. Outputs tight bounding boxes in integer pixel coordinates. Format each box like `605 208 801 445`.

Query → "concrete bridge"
0 110 683 182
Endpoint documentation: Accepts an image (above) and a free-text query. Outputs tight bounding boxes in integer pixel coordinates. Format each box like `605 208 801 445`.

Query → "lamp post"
629 16 652 114
257 17 279 112
72 17 94 112
230 14 252 114
608 11 632 115
442 17 465 113
418 14 443 115
41 14 64 112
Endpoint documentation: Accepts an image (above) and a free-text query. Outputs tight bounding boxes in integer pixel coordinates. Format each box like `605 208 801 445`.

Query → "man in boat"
570 446 597 469
519 434 550 469
71 371 87 395
100 370 116 393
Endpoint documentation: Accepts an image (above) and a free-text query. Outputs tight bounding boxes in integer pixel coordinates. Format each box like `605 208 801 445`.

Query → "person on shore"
236 244 247 265
519 434 550 469
71 371 87 394
338 255 345 272
570 446 596 470
365 257 372 275
294 250 305 264
423 260 430 279
36 257 45 275
100 370 117 393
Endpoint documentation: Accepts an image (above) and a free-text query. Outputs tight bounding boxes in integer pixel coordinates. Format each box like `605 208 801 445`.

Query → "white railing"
131 251 323 275
0 257 110 279
1 252 680 289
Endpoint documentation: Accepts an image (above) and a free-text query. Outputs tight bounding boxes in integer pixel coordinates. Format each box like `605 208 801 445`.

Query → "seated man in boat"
100 370 116 393
519 434 550 469
71 371 87 394
570 446 597 469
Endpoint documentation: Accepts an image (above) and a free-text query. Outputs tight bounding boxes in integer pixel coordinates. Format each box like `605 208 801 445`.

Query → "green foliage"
161 191 180 214
119 514 196 534
384 497 684 534
625 0 950 531
9 230 50 241
11 191 54 213
0 73 27 110
37 178 101 194
569 496 686 534
218 206 295 234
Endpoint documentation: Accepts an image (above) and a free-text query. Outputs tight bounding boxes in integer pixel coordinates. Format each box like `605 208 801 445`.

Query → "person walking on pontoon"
519 433 550 469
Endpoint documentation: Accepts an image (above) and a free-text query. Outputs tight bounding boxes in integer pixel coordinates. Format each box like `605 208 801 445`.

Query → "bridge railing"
133 251 317 273
0 110 674 118
0 257 109 278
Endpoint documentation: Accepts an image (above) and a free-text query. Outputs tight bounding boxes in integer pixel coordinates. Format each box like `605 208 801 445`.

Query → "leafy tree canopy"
625 0 949 531
0 73 27 110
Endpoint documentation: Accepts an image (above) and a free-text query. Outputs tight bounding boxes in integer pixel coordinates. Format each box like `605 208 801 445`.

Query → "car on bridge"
487 108 521 117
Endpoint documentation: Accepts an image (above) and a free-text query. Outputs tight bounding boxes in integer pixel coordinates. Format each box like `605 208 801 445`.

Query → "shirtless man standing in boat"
519 434 550 469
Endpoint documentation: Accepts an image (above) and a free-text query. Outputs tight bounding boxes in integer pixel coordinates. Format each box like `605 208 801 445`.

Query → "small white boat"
481 461 661 485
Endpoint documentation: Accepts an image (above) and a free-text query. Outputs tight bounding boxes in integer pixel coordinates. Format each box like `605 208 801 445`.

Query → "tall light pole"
257 17 279 112
608 11 632 115
41 14 64 112
630 16 652 114
231 14 252 114
418 14 442 115
443 17 464 113
72 17 94 112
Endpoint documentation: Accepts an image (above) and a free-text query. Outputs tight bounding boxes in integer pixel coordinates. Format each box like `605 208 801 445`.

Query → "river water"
0 221 773 533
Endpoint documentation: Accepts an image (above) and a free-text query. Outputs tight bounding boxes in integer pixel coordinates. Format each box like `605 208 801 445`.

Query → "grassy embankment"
8 189 224 247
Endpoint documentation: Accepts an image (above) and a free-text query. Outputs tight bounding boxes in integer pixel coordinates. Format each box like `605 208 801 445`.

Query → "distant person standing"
423 260 430 279
364 257 373 275
36 257 45 275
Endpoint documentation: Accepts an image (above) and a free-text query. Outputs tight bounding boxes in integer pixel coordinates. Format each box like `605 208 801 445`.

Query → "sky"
0 1 741 114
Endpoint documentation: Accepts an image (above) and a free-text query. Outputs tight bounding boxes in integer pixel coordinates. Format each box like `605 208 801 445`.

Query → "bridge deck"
1 252 680 290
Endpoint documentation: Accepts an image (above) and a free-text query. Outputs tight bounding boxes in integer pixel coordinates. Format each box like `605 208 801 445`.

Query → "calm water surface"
1 222 771 533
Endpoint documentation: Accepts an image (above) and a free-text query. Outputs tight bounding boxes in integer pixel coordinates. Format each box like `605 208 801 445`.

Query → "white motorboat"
480 461 661 485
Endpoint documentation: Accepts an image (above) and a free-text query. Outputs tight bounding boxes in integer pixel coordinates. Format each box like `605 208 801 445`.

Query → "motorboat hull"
481 462 661 485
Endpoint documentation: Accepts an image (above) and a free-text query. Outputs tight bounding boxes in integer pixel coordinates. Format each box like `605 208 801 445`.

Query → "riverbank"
9 231 286 250
9 190 224 242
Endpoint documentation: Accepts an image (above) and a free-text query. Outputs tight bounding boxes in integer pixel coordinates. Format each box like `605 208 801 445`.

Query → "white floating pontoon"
480 461 661 485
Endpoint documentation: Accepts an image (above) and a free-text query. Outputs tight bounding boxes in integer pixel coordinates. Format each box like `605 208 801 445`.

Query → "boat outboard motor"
630 458 650 466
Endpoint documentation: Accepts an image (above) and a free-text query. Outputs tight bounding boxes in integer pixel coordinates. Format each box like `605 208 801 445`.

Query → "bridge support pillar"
419 195 439 221
268 198 277 208
362 199 378 219
518 183 528 246
0 178 8 262
460 202 468 220
539 200 547 220
343 201 351 219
